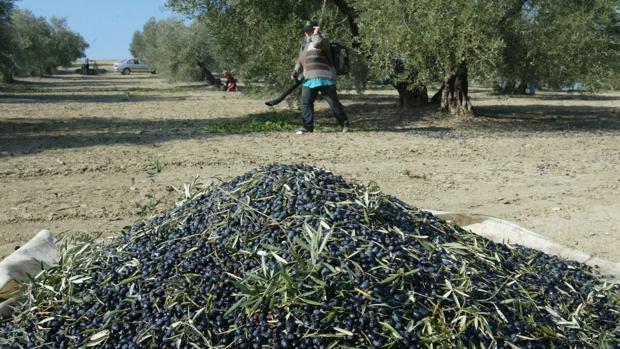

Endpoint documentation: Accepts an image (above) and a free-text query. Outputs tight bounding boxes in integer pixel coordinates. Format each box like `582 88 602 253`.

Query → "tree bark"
440 63 473 117
2 64 15 83
203 69 221 86
394 82 428 109
430 83 444 104
1 68 14 83
498 80 528 94
502 79 515 94
197 62 221 86
331 0 361 48
516 81 527 94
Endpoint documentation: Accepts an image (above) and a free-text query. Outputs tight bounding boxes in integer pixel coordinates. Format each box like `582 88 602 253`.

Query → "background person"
224 71 237 92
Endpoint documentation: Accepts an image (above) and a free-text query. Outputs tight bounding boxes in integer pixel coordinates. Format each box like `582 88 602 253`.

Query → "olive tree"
130 17 220 83
166 0 499 114
130 18 158 65
11 9 54 76
165 0 366 89
333 0 618 111
0 0 15 82
8 9 88 77
166 0 619 116
129 31 146 60
497 0 620 93
48 17 89 71
351 0 506 114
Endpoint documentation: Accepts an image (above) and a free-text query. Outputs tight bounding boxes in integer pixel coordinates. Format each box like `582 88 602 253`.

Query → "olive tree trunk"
331 0 430 110
430 83 444 104
197 62 221 86
516 81 528 94
203 69 221 86
394 82 428 109
440 64 473 117
1 72 13 83
498 79 528 94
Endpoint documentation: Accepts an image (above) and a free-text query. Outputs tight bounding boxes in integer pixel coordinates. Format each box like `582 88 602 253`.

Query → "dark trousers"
301 85 348 130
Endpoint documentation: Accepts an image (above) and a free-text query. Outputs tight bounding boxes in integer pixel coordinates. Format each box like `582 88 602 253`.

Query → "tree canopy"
0 4 88 82
497 0 620 92
160 0 619 113
130 18 219 82
0 0 16 81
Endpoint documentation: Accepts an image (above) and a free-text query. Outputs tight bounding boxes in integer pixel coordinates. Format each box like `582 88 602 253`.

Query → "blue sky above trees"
17 0 180 59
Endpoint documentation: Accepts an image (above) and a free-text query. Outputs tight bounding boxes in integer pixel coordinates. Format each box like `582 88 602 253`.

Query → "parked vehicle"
113 59 154 75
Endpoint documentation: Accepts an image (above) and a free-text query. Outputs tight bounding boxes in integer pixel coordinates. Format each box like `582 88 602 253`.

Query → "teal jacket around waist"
303 78 336 88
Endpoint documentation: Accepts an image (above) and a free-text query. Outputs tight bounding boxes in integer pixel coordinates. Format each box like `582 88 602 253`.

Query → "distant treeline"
0 0 88 82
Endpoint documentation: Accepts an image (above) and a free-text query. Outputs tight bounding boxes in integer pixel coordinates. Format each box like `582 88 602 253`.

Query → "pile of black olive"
1 164 618 348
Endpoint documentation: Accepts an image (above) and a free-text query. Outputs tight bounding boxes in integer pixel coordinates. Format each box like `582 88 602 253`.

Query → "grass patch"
202 110 381 134
203 111 300 133
0 83 39 93
125 84 216 93
242 85 290 101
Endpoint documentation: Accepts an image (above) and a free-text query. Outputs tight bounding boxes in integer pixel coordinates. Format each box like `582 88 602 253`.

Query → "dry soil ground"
1 63 619 264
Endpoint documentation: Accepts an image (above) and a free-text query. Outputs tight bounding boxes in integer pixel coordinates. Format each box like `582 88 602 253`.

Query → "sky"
16 0 181 59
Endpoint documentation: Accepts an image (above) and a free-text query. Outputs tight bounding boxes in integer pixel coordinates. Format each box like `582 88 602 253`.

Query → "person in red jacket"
224 71 237 92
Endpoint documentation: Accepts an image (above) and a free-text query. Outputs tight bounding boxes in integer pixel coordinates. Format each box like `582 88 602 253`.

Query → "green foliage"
497 0 620 90
202 110 380 133
0 0 16 81
166 0 619 93
2 9 87 79
338 49 369 93
204 111 300 133
166 0 369 90
12 9 54 76
168 0 307 87
0 0 12 25
48 17 89 69
130 18 219 81
354 0 505 86
129 30 146 60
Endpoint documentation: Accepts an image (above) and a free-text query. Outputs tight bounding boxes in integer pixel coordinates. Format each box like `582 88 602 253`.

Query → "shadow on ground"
497 92 620 102
0 76 216 94
474 104 620 132
1 74 619 156
0 112 307 156
0 93 191 104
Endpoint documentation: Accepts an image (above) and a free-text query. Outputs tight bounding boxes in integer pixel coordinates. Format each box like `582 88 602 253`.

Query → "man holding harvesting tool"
291 21 349 134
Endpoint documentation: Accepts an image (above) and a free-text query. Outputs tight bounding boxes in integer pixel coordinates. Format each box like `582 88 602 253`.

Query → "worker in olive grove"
81 57 90 75
224 71 237 92
291 21 349 134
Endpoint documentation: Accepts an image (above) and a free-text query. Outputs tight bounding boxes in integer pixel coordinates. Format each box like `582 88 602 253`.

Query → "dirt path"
1 69 619 264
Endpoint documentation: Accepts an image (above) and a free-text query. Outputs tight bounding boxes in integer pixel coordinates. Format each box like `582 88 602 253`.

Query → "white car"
113 58 153 75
